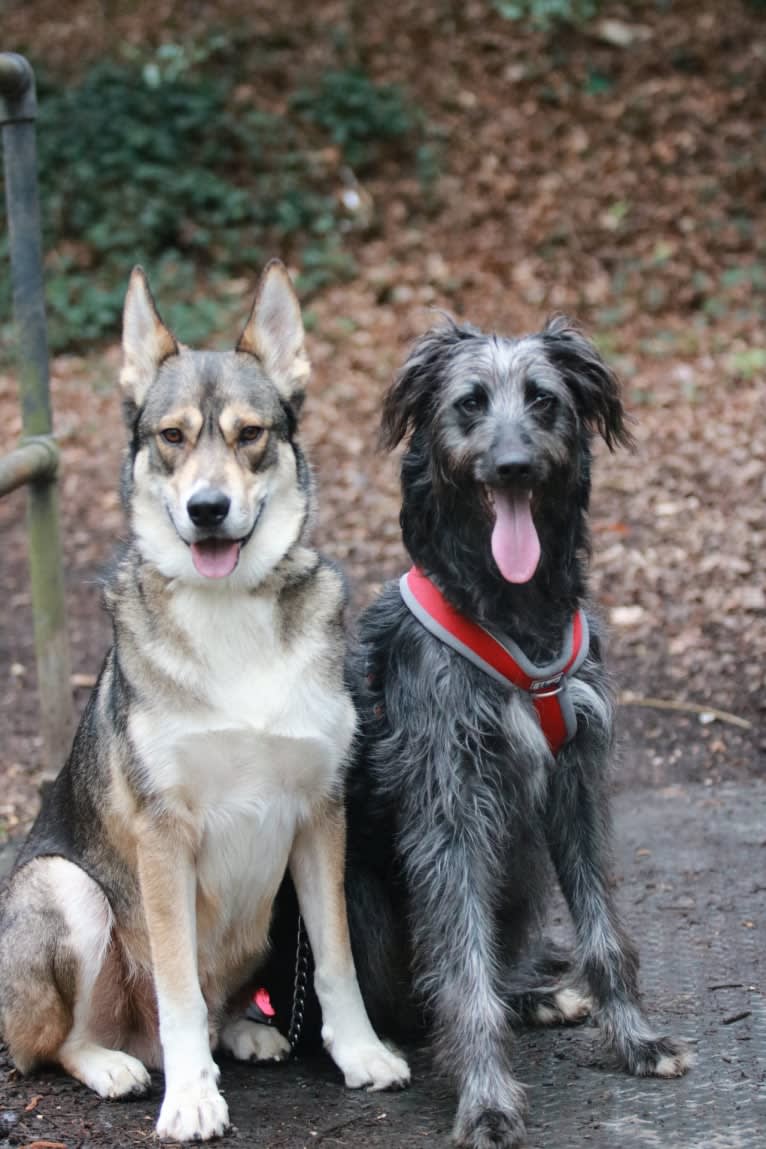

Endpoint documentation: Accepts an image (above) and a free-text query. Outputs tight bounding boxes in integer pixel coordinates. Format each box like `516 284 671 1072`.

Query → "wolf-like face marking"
119 263 311 585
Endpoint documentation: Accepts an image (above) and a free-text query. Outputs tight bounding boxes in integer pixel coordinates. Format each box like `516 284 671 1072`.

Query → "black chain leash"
287 913 310 1053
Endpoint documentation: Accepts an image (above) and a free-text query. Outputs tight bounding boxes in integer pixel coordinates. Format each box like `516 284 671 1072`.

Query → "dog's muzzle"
186 499 265 580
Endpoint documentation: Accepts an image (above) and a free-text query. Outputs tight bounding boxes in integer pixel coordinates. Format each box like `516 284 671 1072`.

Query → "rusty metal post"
1 52 73 777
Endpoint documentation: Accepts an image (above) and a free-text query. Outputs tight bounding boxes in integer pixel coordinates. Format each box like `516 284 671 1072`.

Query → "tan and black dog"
0 262 409 1142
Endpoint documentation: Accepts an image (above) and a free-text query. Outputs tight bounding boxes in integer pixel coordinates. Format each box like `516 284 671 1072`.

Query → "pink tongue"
191 539 240 579
491 491 541 583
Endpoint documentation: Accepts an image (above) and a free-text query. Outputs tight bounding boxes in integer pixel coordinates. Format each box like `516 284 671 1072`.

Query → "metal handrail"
0 436 59 497
1 51 73 778
0 53 32 100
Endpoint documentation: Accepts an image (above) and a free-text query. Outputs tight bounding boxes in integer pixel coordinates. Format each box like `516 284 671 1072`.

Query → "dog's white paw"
653 1048 694 1077
156 1076 229 1142
640 1038 695 1078
555 986 594 1022
533 986 593 1026
219 1018 291 1063
60 1043 151 1099
329 1038 411 1092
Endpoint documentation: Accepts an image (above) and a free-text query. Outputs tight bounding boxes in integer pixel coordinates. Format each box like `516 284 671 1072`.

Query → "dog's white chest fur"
128 582 354 928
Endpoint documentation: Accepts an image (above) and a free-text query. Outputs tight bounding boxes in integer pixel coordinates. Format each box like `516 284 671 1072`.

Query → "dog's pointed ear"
381 319 469 450
237 260 310 404
542 316 634 451
120 267 178 412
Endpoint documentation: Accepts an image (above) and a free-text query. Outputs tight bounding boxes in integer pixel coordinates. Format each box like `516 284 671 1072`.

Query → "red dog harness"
399 567 590 755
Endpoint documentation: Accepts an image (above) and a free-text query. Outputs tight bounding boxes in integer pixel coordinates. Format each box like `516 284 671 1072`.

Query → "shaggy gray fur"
344 317 690 1149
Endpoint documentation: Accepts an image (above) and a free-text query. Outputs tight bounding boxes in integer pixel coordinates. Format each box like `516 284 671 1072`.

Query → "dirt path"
2 782 764 1148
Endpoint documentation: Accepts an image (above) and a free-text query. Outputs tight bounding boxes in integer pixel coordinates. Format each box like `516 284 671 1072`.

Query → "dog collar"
399 567 590 755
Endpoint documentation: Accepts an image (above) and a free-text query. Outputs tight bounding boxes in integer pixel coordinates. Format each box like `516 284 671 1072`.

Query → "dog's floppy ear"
120 267 178 414
237 260 310 405
542 316 633 450
381 320 469 450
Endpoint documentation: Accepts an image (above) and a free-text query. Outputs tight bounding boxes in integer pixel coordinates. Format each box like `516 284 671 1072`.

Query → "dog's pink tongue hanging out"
191 539 240 578
491 491 541 583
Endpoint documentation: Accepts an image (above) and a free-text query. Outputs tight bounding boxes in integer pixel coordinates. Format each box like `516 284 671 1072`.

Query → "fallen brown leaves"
17 1142 66 1149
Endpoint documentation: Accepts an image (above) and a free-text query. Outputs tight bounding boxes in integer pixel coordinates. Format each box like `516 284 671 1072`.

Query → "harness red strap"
399 567 589 755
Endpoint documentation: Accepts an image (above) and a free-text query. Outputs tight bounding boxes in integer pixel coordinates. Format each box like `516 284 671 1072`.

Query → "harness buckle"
528 673 565 698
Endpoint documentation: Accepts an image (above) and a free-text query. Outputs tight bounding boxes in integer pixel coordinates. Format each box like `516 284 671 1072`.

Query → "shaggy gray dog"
343 316 691 1149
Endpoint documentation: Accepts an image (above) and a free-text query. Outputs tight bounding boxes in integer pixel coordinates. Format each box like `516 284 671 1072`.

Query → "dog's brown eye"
527 382 556 411
458 388 487 416
239 425 264 444
160 428 184 445
532 392 556 409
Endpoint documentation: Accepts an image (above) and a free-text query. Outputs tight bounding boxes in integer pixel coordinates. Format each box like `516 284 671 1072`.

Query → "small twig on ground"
314 1112 379 1142
721 1011 752 1025
708 983 744 991
619 693 752 730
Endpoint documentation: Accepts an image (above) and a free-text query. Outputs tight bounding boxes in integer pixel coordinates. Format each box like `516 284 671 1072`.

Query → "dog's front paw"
453 1106 527 1149
454 1075 527 1149
328 1037 410 1092
219 1018 291 1063
625 1034 694 1078
156 1076 230 1142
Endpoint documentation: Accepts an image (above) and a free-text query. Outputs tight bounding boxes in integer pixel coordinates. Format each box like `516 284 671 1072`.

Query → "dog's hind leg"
545 736 692 1077
345 864 415 1037
0 857 150 1098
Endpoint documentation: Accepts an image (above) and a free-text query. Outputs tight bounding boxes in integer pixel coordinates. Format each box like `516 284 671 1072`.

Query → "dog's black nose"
187 490 231 528
494 452 534 484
